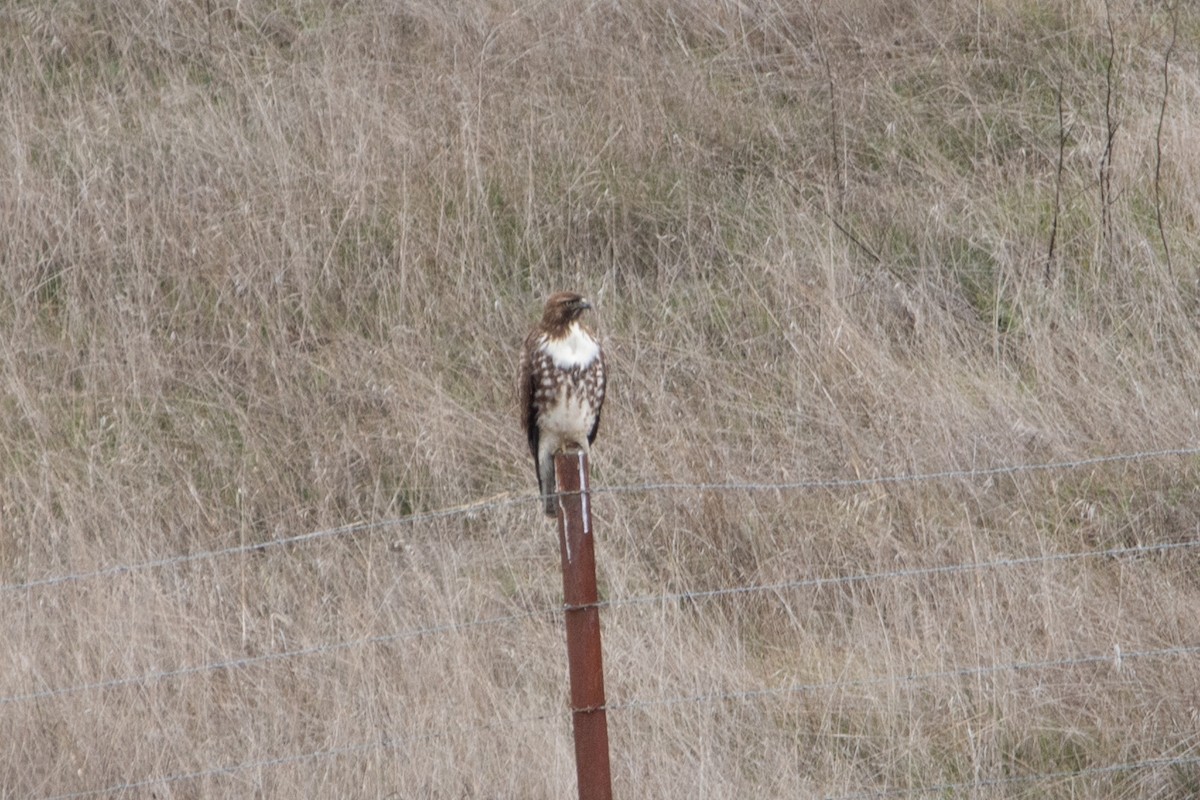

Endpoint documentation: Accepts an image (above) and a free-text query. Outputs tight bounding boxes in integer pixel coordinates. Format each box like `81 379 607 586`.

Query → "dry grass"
2 0 1200 796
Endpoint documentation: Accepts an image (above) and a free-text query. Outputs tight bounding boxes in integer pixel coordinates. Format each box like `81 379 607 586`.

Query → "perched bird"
518 292 607 516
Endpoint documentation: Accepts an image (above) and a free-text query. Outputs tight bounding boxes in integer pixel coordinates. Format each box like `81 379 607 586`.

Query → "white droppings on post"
560 490 573 563
577 455 591 537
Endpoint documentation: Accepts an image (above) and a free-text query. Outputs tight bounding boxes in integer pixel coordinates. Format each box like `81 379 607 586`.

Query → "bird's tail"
538 454 557 517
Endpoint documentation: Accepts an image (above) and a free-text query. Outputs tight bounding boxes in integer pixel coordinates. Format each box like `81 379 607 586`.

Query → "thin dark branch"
778 173 883 266
1045 78 1067 286
820 45 844 212
808 2 845 213
1153 0 1177 276
1099 0 1120 267
817 202 882 265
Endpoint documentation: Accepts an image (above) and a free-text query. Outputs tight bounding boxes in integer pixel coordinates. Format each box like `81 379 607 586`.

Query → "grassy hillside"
2 1 1199 796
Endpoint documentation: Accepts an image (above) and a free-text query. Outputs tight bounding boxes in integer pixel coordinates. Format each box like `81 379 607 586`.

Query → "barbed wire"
3 538 1196 708
40 737 400 800
37 710 562 800
609 643 1200 714
826 754 1200 800
31 642 1199 799
42 749 1200 800
0 496 530 595
0 605 554 707
601 539 1200 611
3 445 1197 596
10 446 1199 799
598 445 1200 498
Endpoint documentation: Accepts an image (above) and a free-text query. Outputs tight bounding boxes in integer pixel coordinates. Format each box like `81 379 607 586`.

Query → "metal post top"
550 449 611 800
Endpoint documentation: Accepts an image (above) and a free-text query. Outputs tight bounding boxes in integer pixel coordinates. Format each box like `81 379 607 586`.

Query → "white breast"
538 393 596 438
541 323 600 369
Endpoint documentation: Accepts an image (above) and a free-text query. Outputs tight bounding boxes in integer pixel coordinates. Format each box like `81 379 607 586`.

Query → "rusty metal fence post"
554 451 613 800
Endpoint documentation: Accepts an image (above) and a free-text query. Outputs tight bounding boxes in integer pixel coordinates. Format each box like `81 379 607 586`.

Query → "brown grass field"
3 1 1200 797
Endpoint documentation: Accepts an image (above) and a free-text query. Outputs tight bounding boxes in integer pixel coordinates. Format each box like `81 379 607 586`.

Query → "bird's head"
541 291 593 329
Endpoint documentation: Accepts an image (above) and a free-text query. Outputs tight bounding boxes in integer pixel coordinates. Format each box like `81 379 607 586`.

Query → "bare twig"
1099 0 1121 267
1044 77 1067 286
816 199 883 265
778 173 883 265
819 39 845 211
803 1 846 213
1153 0 1178 276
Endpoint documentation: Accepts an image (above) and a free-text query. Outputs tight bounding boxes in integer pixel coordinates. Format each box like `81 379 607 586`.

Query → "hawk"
518 291 606 516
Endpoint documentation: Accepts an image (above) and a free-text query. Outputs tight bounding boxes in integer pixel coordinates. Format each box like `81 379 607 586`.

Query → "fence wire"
827 754 1200 799
0 606 555 707
37 712 560 800
0 498 531 595
602 539 1200 611
4 538 1195 708
599 446 1200 498
3 445 1197 595
6 445 1199 799
608 643 1200 714
40 743 1200 800
32 644 1200 800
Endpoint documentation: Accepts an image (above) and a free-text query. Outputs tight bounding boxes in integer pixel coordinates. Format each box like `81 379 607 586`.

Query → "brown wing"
518 330 541 462
586 344 605 445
